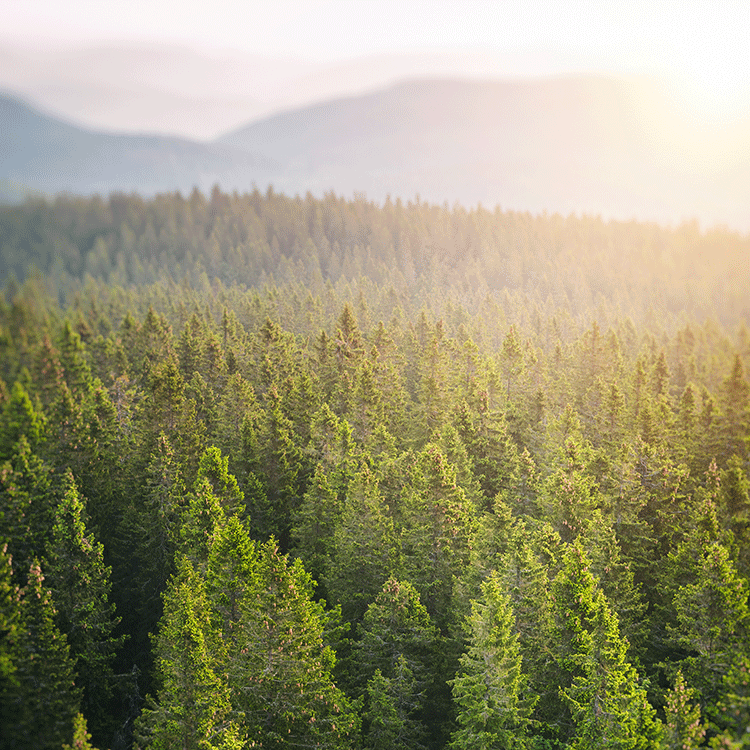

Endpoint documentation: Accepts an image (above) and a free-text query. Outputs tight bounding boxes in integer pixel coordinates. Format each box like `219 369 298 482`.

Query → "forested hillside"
0 188 749 749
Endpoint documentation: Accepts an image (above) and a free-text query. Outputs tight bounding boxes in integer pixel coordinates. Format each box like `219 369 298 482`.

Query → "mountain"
0 93 276 196
0 41 583 140
2 77 749 229
219 77 750 229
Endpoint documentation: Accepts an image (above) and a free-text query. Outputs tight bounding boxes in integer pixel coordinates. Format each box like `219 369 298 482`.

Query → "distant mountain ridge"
218 76 750 229
0 92 276 197
2 77 749 230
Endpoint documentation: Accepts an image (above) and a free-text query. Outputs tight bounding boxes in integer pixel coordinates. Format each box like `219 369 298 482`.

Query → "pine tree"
0 435 56 583
255 384 305 549
134 556 243 750
121 433 185 652
365 658 425 750
0 542 18 684
663 670 705 750
717 354 750 463
326 465 400 622
400 444 476 629
671 541 748 704
551 541 661 749
450 571 536 750
196 445 244 517
353 578 439 749
0 559 81 750
46 469 124 740
0 379 45 461
231 538 360 749
62 714 101 750
710 656 750 747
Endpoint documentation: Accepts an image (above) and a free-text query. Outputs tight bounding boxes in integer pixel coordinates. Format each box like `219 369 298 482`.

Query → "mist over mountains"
2 72 749 230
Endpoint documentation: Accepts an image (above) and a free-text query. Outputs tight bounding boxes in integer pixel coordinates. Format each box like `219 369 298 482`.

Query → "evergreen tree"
0 559 81 750
352 578 439 749
663 670 705 750
710 656 750 747
46 469 124 741
365 658 425 750
400 444 476 629
0 379 45 461
326 465 400 623
717 354 750 463
671 541 748 704
450 571 536 750
62 714 101 750
0 542 18 684
230 539 360 749
551 541 661 749
0 435 56 582
134 556 243 750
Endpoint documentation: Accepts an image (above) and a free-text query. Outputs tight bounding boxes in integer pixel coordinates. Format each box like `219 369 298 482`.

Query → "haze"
2 0 749 229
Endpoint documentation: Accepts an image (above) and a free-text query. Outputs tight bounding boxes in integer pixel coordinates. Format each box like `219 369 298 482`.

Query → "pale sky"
2 0 747 71
3 0 750 122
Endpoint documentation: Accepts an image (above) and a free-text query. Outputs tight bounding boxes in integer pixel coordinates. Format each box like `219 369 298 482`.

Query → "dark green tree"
134 556 243 750
0 559 80 750
326 465 400 623
46 469 124 741
230 539 360 749
353 578 439 749
551 542 661 749
450 571 536 750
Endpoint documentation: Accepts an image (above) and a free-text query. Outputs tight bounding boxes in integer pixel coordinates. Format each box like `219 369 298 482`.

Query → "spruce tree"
231 539 360 749
671 540 748 704
134 556 243 750
0 559 80 750
326 465 400 623
663 670 705 750
46 469 124 740
353 578 439 749
552 541 661 749
365 658 425 750
450 571 536 750
0 542 18 685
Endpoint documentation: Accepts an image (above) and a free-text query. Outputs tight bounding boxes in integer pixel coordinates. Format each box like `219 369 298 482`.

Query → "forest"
0 186 749 749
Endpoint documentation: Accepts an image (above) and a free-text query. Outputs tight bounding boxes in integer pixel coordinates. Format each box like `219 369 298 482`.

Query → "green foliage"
226 538 360 749
62 714 101 750
0 380 45 460
1 186 750 748
671 541 748 703
450 571 536 750
0 436 56 582
365 659 425 750
663 670 705 750
0 559 81 750
0 542 18 683
46 470 123 740
135 555 242 750
353 578 439 749
326 465 400 622
401 444 476 627
551 542 661 749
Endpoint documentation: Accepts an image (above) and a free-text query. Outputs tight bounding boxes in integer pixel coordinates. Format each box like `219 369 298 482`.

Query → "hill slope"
2 77 749 229
0 93 276 196
219 77 750 228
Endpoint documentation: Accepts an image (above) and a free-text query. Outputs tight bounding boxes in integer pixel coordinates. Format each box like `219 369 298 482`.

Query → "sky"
2 1 749 227
4 0 750 103
2 0 750 129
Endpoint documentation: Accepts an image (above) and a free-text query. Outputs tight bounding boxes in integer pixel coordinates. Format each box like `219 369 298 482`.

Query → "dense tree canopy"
0 186 748 748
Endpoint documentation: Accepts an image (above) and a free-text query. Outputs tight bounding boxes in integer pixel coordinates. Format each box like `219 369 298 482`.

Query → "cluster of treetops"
0 186 749 750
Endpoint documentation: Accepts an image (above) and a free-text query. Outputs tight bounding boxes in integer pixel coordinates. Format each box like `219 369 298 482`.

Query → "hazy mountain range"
0 42 586 139
2 65 749 230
